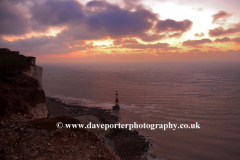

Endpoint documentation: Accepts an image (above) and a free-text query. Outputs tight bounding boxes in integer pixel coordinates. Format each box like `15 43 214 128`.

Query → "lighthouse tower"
113 90 120 110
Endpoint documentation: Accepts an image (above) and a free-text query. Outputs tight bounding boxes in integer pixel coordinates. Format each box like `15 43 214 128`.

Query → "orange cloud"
214 37 231 42
182 38 212 47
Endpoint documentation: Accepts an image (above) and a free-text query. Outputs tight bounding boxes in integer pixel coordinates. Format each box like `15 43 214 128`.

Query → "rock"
29 103 48 119
11 155 19 159
112 105 120 110
0 48 47 119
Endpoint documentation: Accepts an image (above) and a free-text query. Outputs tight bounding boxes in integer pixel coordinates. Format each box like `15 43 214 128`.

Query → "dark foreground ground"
46 97 153 160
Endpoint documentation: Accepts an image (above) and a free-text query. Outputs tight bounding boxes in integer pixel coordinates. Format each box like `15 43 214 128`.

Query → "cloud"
213 37 240 43
1 0 199 57
186 49 202 54
122 39 139 44
5 0 237 60
194 32 205 37
112 40 180 51
140 34 166 42
113 39 139 45
160 47 180 51
0 35 90 55
1 0 175 55
212 11 231 24
84 1 157 39
113 39 123 45
168 32 182 38
30 0 84 31
186 49 227 55
214 37 231 42
144 49 240 62
183 38 212 47
49 0 160 41
155 19 192 37
0 0 30 35
1 0 159 41
121 42 179 50
123 0 142 7
209 22 240 36
122 43 169 49
232 38 240 43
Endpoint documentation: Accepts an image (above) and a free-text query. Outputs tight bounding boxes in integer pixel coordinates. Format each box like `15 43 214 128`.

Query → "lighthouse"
113 90 120 110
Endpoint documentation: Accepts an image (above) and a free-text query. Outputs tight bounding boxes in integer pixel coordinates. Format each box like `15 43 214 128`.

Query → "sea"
41 62 240 160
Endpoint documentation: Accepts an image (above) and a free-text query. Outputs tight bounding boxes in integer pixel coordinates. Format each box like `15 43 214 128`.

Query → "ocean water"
41 62 240 160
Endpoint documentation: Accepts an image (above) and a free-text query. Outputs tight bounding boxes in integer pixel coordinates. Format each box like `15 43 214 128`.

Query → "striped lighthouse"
115 90 119 106
113 90 120 110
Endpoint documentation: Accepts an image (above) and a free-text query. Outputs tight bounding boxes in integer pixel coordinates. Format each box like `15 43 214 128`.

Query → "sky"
1 0 240 63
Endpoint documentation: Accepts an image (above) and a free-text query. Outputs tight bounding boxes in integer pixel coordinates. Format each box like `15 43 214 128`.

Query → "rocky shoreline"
46 97 151 160
0 48 151 160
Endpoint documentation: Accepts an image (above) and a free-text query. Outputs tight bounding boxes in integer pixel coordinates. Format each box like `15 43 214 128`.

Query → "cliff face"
24 65 43 90
0 48 47 119
23 64 47 118
0 48 119 160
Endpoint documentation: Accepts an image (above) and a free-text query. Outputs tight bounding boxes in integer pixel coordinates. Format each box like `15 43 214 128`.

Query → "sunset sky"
1 0 240 63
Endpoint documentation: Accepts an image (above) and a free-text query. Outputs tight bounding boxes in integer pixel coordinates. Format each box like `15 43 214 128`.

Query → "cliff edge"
0 48 47 119
0 49 119 160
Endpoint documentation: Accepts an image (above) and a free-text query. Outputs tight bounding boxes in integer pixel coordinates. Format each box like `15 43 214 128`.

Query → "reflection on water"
42 63 240 160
